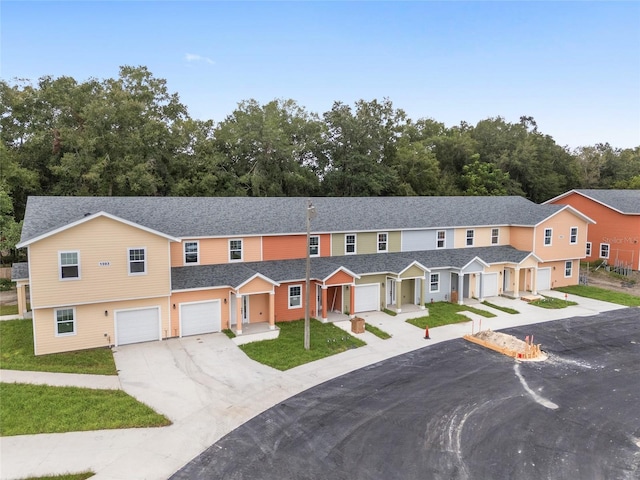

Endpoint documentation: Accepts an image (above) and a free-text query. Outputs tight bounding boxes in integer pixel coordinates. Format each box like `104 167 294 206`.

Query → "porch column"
268 292 275 330
235 294 243 335
458 274 464 305
531 268 538 295
419 277 426 310
349 284 355 318
16 283 28 317
513 267 521 299
478 272 484 302
321 286 328 322
396 279 403 313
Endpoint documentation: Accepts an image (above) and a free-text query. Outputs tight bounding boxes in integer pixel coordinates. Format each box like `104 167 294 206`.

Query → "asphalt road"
171 308 640 480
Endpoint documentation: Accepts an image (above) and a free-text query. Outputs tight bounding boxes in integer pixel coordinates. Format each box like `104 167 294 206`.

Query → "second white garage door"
482 273 498 297
180 300 221 337
354 284 380 313
116 307 161 346
537 268 551 291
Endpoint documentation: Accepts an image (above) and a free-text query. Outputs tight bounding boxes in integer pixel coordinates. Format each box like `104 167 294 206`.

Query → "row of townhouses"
11 192 634 355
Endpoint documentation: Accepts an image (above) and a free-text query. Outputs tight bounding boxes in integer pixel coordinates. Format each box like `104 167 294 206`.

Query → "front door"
242 295 249 324
387 279 396 305
316 285 323 317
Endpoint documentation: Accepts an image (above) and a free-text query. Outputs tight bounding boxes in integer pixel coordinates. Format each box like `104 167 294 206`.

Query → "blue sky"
2 1 639 149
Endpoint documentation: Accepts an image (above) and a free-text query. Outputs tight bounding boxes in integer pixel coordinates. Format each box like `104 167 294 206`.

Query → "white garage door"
116 307 160 346
354 284 380 313
538 268 551 291
483 273 498 297
181 300 221 337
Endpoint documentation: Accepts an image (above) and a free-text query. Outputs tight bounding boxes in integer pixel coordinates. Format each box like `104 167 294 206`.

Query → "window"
184 241 199 264
128 248 146 275
288 285 302 308
377 233 388 252
55 308 75 336
600 243 610 259
307 235 320 257
429 273 440 293
491 228 499 245
229 239 243 261
586 242 592 256
345 234 356 254
570 227 578 245
544 228 552 246
436 231 446 249
564 260 573 278
466 230 474 247
59 251 80 280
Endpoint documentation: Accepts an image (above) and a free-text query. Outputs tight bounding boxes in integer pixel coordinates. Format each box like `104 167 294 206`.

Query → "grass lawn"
0 383 171 436
240 319 365 371
481 301 519 314
364 322 392 339
406 302 494 330
555 285 640 307
529 295 578 309
18 472 94 480
1 304 19 316
0 319 117 375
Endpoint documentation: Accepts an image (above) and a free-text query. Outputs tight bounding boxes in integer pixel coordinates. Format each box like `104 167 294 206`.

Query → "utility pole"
304 199 316 350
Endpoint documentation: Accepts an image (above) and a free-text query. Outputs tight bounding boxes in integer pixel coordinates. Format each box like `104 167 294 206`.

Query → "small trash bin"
350 317 365 334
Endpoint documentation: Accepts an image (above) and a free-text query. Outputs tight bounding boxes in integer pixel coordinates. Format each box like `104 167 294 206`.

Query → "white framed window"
570 227 578 245
466 230 474 247
55 307 76 336
544 228 552 246
229 239 243 261
345 234 356 254
128 248 146 275
491 228 499 245
600 243 610 259
377 232 388 253
184 241 199 265
586 242 592 256
429 273 440 293
288 285 302 308
564 260 573 278
309 235 320 257
436 230 446 249
59 251 80 280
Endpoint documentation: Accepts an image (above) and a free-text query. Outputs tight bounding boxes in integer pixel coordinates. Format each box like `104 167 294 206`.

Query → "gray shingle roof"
19 196 564 243
170 246 533 290
574 190 640 214
11 262 29 281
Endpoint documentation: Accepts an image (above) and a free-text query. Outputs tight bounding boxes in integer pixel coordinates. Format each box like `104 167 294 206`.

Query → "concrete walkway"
0 294 629 480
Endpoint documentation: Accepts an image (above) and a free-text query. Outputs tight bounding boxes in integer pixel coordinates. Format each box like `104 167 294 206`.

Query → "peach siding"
170 289 232 334
534 210 589 262
262 234 331 260
325 270 354 285
509 226 534 251
550 193 640 270
247 294 270 324
33 296 170 356
29 216 171 308
238 276 275 295
170 237 262 267
539 260 578 289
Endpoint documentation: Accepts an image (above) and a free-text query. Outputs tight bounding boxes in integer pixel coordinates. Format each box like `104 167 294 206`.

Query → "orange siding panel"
325 270 354 285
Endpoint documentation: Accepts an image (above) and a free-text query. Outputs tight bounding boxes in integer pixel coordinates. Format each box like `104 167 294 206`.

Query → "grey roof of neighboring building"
11 262 29 281
19 196 565 244
573 189 640 215
170 246 532 290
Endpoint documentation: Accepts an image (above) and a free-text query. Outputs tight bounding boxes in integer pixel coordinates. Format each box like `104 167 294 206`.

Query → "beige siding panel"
33 296 170 355
170 289 232 334
29 216 171 309
357 232 377 254
534 211 589 262
519 256 538 269
388 232 401 252
331 234 345 256
401 279 415 304
400 265 426 279
356 274 386 286
453 227 501 248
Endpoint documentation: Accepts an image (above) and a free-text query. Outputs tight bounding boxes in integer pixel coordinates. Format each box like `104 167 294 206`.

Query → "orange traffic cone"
424 325 430 340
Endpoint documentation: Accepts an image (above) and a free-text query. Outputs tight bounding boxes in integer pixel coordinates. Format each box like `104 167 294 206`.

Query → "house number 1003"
98 261 111 267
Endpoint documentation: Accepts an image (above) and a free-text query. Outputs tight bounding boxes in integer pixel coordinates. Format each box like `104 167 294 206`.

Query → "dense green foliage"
0 382 171 436
0 319 117 375
2 66 639 256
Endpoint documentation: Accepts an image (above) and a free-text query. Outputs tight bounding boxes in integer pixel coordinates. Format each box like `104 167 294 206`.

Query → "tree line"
2 66 639 258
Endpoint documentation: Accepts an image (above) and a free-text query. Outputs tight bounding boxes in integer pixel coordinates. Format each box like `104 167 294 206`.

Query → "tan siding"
332 234 344 256
29 216 171 308
388 232 401 252
454 227 502 248
34 297 169 356
400 265 425 279
358 232 377 254
401 279 415 304
356 274 386 286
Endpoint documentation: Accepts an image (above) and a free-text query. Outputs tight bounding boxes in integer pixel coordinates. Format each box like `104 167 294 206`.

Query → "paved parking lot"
171 308 640 480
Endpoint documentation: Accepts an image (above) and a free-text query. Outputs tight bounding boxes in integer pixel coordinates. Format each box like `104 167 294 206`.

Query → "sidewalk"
0 294 628 480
